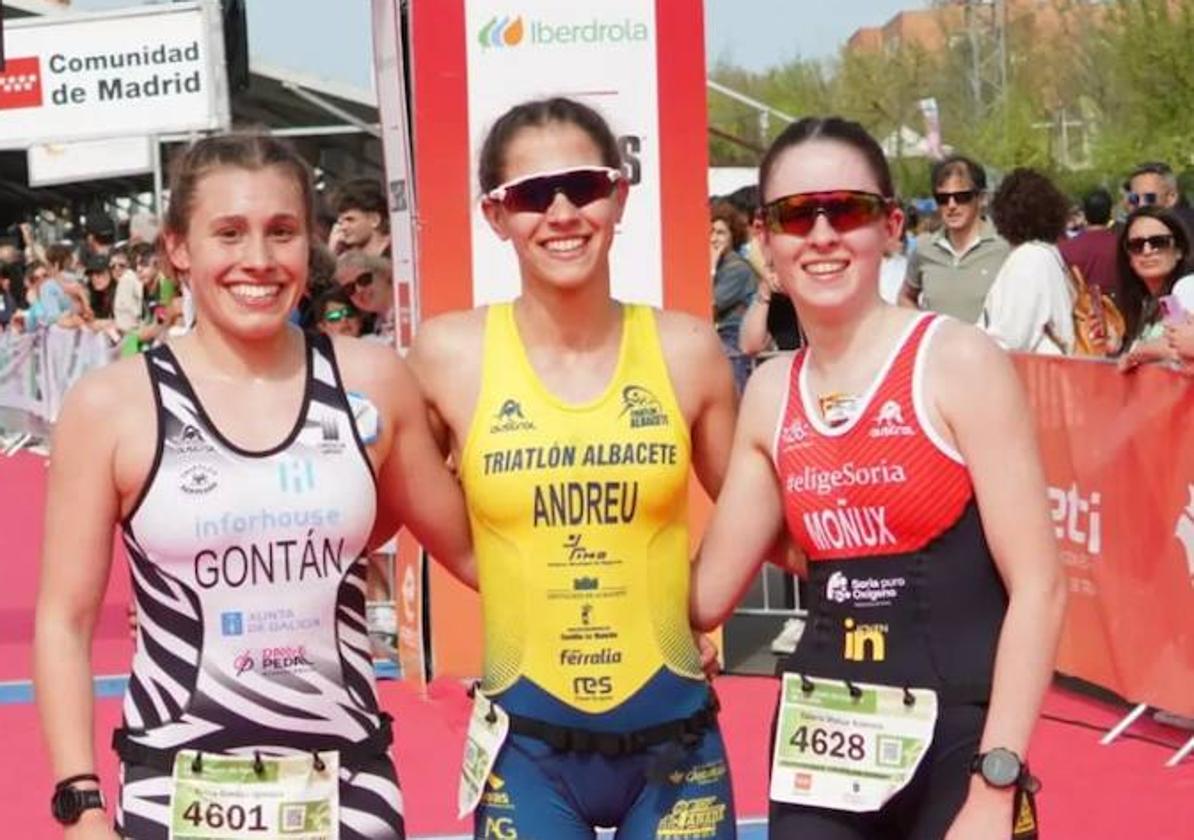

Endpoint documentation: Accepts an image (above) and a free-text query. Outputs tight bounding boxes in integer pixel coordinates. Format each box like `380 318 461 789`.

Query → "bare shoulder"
61 352 151 424
740 352 793 439
55 353 156 499
928 317 1013 382
329 336 414 410
410 308 487 369
653 307 722 358
745 352 794 400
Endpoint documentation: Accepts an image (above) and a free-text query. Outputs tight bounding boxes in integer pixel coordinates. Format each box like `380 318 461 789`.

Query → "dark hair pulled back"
478 97 622 193
758 116 894 202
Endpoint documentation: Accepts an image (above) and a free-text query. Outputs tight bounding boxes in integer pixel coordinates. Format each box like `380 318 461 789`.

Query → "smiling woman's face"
760 139 901 318
482 121 628 292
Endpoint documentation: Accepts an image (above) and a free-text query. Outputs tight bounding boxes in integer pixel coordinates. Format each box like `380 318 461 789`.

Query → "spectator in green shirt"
900 155 1010 322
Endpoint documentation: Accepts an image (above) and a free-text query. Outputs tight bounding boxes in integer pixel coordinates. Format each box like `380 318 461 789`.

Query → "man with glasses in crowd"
899 154 1010 322
1123 161 1194 237
335 248 396 341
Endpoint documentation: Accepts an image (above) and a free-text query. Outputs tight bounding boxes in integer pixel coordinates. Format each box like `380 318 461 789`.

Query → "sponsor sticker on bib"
769 674 937 813
458 689 509 818
168 750 339 840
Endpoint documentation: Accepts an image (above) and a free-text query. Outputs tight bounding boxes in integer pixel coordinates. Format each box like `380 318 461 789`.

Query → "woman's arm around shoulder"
332 336 476 589
927 322 1067 838
654 309 738 497
407 308 487 451
35 358 152 840
690 354 792 631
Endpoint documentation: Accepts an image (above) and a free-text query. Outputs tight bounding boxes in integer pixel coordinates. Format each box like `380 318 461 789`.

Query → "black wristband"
55 773 100 790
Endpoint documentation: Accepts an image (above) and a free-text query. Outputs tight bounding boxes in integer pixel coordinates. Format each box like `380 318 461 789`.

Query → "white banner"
464 0 662 305
28 136 154 187
0 2 230 150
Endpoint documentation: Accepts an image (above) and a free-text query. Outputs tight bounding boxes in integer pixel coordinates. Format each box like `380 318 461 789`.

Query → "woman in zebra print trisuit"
34 134 475 840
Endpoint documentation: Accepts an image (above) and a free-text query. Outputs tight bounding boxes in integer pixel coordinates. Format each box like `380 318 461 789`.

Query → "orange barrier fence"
1014 355 1194 718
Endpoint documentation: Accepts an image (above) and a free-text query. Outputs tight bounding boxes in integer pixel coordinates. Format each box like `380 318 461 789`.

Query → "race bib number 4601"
168 751 339 840
769 675 938 813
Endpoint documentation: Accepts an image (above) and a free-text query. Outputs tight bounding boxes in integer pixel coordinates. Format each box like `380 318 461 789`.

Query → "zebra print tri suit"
114 332 403 839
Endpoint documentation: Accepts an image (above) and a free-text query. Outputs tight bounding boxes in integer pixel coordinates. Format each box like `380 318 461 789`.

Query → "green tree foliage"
708 0 1194 200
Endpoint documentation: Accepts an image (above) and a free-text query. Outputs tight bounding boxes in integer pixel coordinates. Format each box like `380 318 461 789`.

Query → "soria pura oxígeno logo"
479 15 649 49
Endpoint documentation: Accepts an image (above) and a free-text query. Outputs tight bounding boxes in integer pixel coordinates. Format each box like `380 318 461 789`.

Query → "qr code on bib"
877 736 904 767
281 804 306 831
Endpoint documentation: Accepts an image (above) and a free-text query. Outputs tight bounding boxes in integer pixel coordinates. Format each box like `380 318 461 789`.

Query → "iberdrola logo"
479 15 525 48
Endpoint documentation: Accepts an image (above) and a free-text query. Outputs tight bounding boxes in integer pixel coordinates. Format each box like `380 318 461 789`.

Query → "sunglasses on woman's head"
1124 234 1175 255
485 166 622 214
762 190 891 237
323 306 357 323
933 189 977 207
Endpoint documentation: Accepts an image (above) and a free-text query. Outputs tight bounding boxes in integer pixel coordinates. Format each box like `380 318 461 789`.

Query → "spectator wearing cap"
84 255 116 322
330 178 391 258
1123 161 1194 237
335 249 395 341
899 154 1010 322
85 216 118 261
1059 188 1122 302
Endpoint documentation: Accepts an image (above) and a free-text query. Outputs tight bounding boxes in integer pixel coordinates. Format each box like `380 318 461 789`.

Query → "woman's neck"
1143 273 1170 298
186 321 303 381
515 272 619 351
801 298 897 371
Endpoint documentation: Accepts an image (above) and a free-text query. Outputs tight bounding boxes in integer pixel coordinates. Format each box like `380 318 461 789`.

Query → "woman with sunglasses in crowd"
335 249 395 342
34 133 474 840
408 97 738 840
1115 206 1194 371
690 117 1065 840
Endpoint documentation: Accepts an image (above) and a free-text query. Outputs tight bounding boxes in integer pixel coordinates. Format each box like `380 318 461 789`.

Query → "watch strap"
51 785 106 825
55 772 100 790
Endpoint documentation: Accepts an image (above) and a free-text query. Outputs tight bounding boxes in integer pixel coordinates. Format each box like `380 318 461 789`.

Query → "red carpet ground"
3 451 1192 837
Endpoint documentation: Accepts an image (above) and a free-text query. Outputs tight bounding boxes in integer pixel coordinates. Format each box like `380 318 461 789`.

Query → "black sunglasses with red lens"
762 190 891 237
486 166 622 214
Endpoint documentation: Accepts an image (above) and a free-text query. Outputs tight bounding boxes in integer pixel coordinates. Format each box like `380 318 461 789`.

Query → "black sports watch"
970 747 1030 789
51 783 107 825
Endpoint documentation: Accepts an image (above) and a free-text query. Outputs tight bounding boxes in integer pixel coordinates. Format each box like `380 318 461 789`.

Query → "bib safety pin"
902 687 916 707
844 680 862 700
312 751 326 772
191 751 203 774
799 674 815 695
485 701 498 725
253 751 265 776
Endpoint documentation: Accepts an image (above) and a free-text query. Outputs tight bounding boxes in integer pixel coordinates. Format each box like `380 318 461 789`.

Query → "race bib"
168 751 340 840
770 675 937 813
457 689 509 818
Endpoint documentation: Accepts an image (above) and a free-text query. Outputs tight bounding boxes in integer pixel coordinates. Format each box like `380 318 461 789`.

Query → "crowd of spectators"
0 175 400 353
706 154 1194 378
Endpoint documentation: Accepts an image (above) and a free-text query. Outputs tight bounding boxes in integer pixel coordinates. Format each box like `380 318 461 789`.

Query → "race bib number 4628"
769 675 938 813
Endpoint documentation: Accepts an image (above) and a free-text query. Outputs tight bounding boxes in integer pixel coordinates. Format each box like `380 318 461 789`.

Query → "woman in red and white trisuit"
690 118 1065 840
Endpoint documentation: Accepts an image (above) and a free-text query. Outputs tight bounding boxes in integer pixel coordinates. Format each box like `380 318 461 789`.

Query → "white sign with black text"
0 1 229 149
